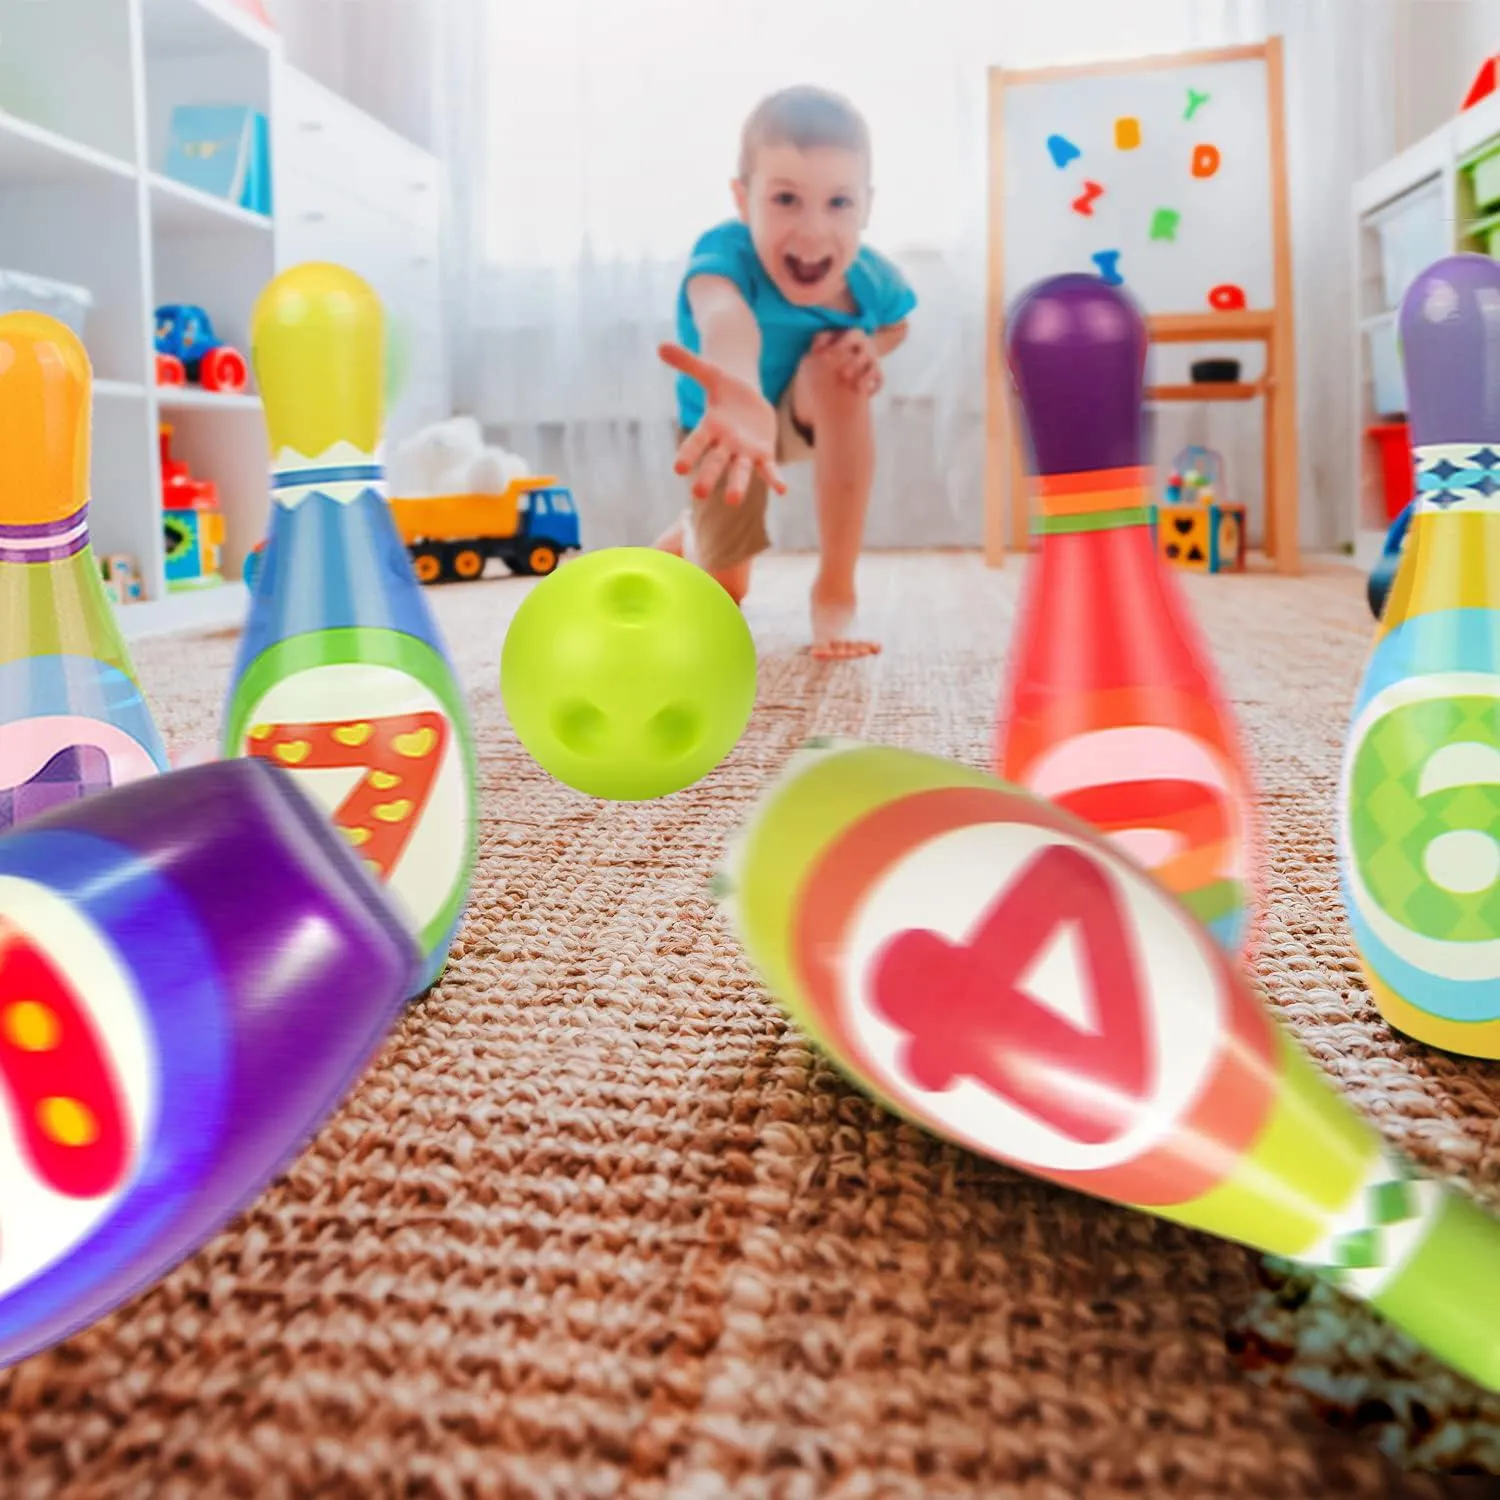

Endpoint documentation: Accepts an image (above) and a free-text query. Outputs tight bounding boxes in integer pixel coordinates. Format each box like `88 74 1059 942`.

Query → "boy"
654 85 916 660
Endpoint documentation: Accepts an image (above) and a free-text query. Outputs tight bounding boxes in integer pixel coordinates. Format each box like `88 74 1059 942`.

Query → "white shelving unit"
1351 88 1500 572
0 0 449 642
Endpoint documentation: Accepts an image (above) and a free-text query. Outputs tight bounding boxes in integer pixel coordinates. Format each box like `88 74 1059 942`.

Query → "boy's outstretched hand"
659 342 789 506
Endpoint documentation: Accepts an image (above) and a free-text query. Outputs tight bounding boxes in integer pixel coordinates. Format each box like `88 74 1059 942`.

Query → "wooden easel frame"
984 37 1300 575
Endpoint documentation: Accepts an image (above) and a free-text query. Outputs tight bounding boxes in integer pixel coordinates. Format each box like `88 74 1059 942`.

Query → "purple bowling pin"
0 756 422 1369
1339 252 1500 1057
996 272 1258 954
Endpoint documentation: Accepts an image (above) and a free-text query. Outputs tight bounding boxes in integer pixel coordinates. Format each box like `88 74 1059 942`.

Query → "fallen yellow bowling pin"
719 737 1500 1392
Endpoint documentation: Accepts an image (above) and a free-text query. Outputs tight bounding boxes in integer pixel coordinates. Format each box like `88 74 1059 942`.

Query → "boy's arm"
686 275 763 387
660 273 786 499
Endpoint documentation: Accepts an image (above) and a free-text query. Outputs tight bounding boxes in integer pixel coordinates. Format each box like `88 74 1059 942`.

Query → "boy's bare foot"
809 583 880 660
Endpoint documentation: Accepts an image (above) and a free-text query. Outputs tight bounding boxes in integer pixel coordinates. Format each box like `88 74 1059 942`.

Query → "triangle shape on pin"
1016 919 1099 1032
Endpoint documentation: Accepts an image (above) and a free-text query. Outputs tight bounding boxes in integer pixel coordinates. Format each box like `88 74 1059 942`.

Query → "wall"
261 0 439 151
1394 0 1500 151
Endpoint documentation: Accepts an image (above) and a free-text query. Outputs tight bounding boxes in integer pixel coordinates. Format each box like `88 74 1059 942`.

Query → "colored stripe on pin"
1034 465 1152 535
0 505 90 563
1415 443 1500 512
270 455 385 513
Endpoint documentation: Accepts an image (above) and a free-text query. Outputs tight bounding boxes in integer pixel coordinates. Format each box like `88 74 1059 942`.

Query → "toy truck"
388 476 581 583
154 304 249 393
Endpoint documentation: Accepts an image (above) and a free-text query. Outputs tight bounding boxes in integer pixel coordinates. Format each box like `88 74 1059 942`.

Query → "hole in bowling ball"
645 703 698 760
1172 517 1194 536
1166 544 1181 558
603 571 658 622
553 699 608 757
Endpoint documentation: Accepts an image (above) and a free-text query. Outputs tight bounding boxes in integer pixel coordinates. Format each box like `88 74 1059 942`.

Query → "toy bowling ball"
499 547 757 799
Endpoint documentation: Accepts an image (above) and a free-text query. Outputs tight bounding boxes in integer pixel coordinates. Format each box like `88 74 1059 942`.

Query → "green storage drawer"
1466 139 1500 212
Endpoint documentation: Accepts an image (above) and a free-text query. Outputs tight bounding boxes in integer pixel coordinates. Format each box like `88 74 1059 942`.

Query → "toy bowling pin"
222 264 477 995
0 756 421 1370
997 274 1258 956
1340 254 1500 1057
0 313 169 833
718 737 1500 1393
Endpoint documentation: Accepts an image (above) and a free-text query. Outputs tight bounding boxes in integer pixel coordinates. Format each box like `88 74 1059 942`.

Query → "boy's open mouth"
784 254 834 287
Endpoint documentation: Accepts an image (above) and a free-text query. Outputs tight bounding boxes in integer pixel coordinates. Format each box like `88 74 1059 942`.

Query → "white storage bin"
0 269 93 338
1368 314 1407 418
1374 183 1449 311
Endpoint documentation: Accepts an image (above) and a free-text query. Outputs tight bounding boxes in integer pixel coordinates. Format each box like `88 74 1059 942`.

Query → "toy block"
1157 501 1246 574
1211 502 1247 573
1157 503 1212 571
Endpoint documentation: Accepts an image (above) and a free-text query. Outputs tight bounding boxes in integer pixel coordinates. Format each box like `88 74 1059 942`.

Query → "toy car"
389 477 582 584
155 304 249 393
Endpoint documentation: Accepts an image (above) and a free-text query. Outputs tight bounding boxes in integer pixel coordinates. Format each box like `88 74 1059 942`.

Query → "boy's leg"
660 471 769 607
787 344 879 659
654 422 766 599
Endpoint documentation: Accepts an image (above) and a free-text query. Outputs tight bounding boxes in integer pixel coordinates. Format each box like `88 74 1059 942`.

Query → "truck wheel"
523 542 559 576
452 545 486 581
199 346 249 393
410 546 444 584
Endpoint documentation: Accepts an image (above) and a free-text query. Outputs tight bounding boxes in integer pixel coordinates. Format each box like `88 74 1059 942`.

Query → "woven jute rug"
2 550 1497 1499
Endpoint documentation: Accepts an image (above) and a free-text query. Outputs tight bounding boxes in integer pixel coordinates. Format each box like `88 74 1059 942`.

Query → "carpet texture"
3 550 1499 1499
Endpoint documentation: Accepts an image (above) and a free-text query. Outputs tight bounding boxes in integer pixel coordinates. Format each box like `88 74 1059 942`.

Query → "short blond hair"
738 85 871 183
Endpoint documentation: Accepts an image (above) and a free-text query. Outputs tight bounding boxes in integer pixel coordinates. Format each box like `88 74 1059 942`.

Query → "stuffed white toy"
387 415 533 498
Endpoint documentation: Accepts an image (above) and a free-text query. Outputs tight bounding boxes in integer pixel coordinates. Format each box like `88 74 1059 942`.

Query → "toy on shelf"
1156 444 1246 574
100 554 144 605
155 305 249 394
163 106 271 217
386 415 581 583
0 269 93 339
159 425 225 591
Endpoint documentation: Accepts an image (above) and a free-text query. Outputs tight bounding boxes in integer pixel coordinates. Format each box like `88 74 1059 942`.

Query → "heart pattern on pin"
244 712 448 880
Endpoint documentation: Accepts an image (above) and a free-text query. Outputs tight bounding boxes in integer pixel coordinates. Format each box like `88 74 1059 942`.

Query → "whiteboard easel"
985 38 1300 576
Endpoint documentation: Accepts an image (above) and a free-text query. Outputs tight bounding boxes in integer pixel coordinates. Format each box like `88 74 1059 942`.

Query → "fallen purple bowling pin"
0 756 422 1370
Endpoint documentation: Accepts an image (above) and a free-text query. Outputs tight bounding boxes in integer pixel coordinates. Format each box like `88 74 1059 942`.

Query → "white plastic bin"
1374 183 1448 311
1368 315 1407 418
0 269 93 338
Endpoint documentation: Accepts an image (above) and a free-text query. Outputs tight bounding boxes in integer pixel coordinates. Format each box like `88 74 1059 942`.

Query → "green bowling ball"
499 547 758 800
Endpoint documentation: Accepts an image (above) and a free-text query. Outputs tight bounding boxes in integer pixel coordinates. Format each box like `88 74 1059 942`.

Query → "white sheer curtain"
436 0 1381 554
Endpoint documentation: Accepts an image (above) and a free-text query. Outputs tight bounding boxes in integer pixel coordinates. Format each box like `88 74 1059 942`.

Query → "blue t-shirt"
675 219 917 431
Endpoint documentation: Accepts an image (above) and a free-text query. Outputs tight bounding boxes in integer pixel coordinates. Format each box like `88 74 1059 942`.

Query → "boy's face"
734 143 871 306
